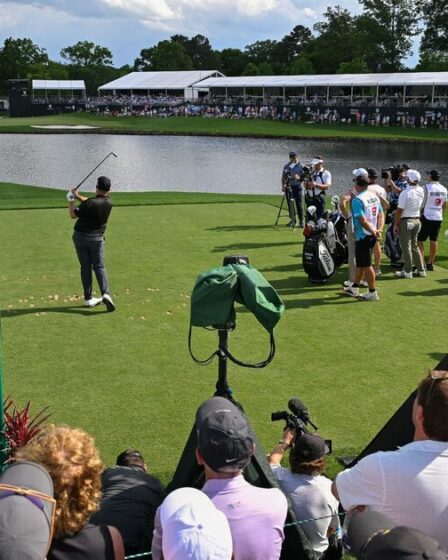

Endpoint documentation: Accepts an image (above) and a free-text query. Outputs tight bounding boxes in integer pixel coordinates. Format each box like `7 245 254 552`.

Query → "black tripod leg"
275 193 287 226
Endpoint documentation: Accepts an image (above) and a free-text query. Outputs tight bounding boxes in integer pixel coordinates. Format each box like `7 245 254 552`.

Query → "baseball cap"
116 449 144 466
196 397 254 472
352 168 368 178
97 176 111 191
427 169 441 180
292 433 327 462
406 169 421 183
0 461 55 560
289 151 298 157
347 510 446 560
367 168 378 178
160 488 232 560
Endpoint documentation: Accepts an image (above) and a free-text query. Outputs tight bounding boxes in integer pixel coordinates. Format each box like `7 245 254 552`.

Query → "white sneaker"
85 297 102 308
343 280 353 287
375 269 382 278
415 270 427 277
359 290 379 301
343 285 359 297
395 270 413 279
102 293 116 312
359 280 369 287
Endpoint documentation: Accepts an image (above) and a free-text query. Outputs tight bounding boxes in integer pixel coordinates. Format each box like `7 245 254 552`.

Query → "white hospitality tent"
98 70 224 100
194 72 448 104
32 80 86 101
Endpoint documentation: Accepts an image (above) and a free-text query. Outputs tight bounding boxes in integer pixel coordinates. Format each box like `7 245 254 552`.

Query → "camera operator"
281 151 304 227
305 156 332 219
268 428 341 559
383 165 408 210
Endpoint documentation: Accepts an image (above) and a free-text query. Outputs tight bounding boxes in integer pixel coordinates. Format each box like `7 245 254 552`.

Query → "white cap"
311 158 323 165
406 169 421 183
160 488 233 560
352 168 368 178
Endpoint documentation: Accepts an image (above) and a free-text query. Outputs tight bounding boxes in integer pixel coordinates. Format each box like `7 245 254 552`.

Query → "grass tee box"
0 182 447 484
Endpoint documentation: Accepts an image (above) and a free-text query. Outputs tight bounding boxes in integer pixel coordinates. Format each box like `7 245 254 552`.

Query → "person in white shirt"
268 430 340 559
393 169 426 278
332 370 448 551
367 168 390 278
417 169 447 271
305 155 332 219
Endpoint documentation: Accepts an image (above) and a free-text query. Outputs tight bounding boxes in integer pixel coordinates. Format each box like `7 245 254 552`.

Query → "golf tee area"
1 181 447 482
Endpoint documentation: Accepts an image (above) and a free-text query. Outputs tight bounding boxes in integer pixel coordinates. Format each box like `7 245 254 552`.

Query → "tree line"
1 0 447 96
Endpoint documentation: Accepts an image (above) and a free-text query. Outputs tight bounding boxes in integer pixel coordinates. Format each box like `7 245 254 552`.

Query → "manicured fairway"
1 184 447 483
1 112 448 142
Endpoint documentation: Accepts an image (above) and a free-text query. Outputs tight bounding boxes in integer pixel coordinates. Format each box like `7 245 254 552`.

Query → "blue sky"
0 0 419 67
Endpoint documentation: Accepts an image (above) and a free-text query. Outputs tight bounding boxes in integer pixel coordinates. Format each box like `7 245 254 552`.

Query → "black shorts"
417 216 442 242
355 236 377 268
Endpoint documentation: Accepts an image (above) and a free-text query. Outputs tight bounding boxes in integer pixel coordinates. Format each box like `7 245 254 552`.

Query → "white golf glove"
66 191 75 202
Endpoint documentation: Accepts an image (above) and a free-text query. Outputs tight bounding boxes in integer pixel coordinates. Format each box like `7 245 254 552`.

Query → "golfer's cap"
426 169 441 180
347 510 397 556
116 449 144 466
97 176 111 191
160 488 232 560
367 168 378 178
196 397 254 472
289 151 298 157
311 157 323 165
293 433 327 462
352 168 368 178
406 169 421 183
0 461 55 560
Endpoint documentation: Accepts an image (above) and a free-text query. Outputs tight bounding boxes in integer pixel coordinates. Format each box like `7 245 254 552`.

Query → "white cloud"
101 0 179 20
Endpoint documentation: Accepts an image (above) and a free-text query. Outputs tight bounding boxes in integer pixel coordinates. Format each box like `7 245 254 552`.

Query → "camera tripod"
275 187 297 227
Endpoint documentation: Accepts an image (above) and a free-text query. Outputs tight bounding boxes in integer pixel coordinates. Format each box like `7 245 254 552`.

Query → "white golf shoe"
85 297 102 307
102 293 116 312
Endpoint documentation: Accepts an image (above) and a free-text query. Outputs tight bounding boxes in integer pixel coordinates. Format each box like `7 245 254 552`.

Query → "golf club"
74 152 118 191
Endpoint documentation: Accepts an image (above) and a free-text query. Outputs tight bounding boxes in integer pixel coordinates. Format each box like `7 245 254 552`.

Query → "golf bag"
302 197 348 283
383 214 402 266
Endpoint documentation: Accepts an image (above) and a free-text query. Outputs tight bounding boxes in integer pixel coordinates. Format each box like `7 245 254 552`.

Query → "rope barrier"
123 513 345 559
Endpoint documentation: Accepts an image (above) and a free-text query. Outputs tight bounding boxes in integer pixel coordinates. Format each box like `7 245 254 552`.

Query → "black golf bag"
384 222 402 266
302 197 348 283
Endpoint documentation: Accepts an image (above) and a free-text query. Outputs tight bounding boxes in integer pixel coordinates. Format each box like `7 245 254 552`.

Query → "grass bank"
1 112 448 143
1 184 447 485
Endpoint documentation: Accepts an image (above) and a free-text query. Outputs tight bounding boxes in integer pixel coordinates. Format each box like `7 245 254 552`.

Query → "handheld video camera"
271 397 318 435
381 164 407 182
300 166 312 183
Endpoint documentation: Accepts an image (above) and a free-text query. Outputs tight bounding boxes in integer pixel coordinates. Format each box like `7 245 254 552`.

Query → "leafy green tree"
415 50 448 71
60 41 113 66
27 60 69 80
336 57 370 73
242 62 261 76
273 25 313 67
419 0 448 54
134 41 193 71
258 61 274 75
244 40 278 64
171 34 220 69
219 48 249 76
0 37 48 93
358 0 421 70
289 56 315 75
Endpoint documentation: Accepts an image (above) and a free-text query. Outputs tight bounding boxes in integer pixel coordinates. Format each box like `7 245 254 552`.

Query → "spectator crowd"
0 369 447 560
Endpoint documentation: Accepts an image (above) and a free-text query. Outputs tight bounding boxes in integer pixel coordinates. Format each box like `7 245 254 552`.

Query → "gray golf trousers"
72 231 109 300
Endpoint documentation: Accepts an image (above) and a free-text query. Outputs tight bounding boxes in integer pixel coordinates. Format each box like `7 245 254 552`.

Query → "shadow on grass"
398 288 448 297
208 224 279 232
427 352 448 365
212 241 298 252
2 306 108 317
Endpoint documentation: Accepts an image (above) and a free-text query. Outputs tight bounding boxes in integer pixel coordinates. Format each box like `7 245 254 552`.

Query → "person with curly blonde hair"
16 425 124 560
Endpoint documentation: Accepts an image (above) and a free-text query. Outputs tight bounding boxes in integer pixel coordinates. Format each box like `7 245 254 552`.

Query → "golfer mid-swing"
67 176 115 312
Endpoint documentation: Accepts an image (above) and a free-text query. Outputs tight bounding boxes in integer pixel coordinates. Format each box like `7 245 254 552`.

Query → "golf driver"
74 152 118 191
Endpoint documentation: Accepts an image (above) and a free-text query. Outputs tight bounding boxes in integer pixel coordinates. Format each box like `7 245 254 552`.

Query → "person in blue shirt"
281 151 304 227
343 176 384 301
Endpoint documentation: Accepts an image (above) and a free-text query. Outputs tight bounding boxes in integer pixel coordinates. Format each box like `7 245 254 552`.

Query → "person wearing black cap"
281 151 305 227
67 176 115 311
417 170 447 271
195 396 288 560
268 429 340 558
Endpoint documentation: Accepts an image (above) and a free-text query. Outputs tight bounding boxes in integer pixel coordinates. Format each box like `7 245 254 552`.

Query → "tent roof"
195 72 448 89
98 70 223 91
32 80 86 90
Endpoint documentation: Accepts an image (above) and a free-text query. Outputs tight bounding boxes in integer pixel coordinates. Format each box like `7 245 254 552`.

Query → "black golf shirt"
74 195 112 235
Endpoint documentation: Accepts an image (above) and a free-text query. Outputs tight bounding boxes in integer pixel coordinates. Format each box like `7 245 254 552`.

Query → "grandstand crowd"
1 370 447 560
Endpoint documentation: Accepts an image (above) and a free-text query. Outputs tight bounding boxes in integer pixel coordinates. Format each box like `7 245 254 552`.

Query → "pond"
2 133 448 196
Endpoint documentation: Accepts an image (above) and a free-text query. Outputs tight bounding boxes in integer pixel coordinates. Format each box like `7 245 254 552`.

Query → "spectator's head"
354 176 369 191
96 176 111 193
289 151 298 161
427 169 441 181
116 449 146 470
367 168 378 183
347 509 446 559
406 169 421 185
311 156 324 170
289 433 326 476
15 425 103 538
0 461 55 560
414 370 448 442
159 487 232 560
195 397 254 476
352 168 368 181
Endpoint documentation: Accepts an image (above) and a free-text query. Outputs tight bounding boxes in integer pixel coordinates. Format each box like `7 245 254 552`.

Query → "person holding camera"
268 429 341 559
418 169 447 271
281 151 304 227
384 165 408 210
305 156 332 219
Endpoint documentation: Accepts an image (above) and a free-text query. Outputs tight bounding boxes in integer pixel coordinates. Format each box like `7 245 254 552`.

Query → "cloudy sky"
0 0 364 66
